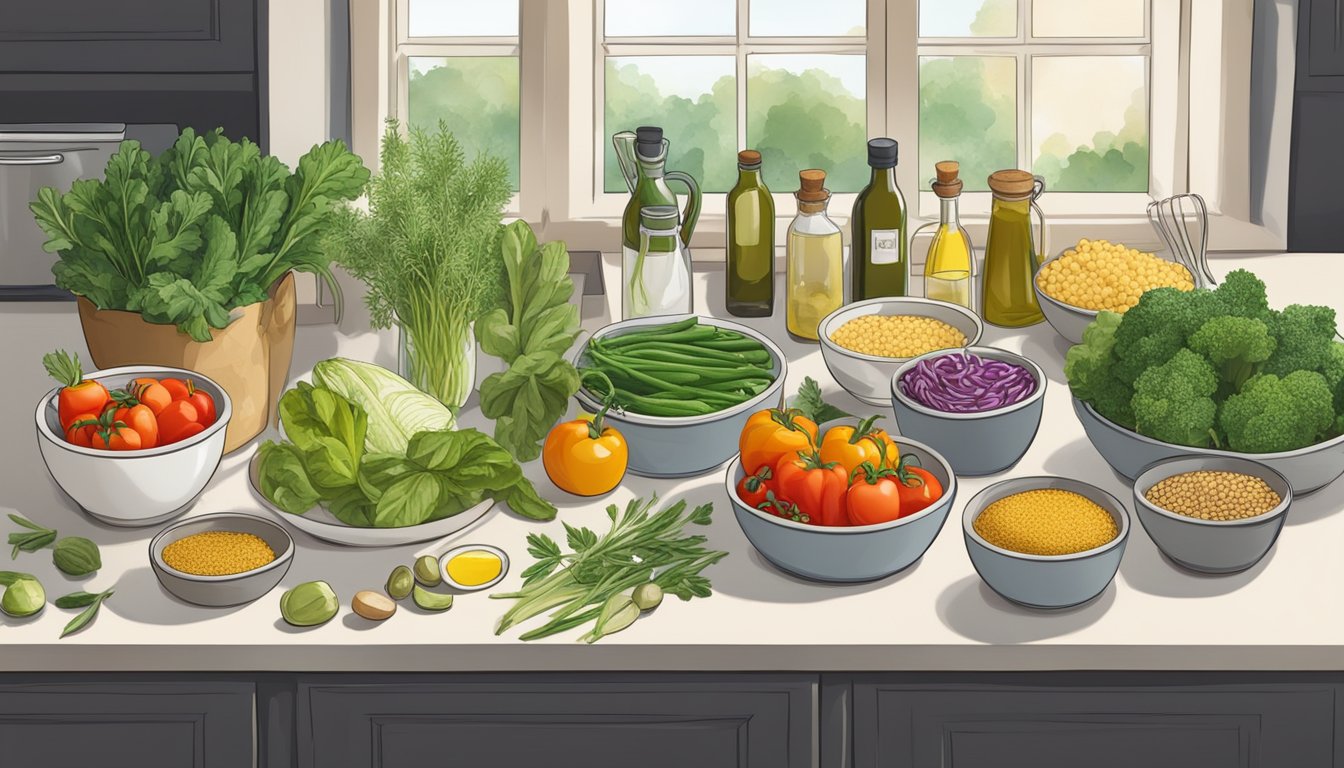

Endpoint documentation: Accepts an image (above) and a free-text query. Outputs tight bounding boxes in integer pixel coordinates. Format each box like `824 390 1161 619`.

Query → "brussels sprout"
1 577 45 618
279 581 338 627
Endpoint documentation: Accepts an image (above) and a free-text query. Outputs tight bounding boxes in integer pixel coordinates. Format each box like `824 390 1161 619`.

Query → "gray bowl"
890 346 1046 476
573 314 786 478
818 297 984 406
726 433 957 583
962 476 1129 609
1034 283 1098 345
149 513 294 607
1072 397 1344 496
1132 456 1291 574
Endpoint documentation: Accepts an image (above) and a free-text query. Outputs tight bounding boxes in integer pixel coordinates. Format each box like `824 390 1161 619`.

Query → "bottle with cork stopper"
785 169 844 342
910 160 976 312
725 149 775 317
982 169 1047 327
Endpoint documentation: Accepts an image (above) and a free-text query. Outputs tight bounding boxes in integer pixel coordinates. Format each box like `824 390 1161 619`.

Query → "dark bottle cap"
866 138 898 169
636 126 664 158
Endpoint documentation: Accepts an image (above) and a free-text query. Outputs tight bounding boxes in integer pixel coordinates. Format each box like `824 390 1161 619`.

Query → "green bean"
610 348 746 369
588 350 701 386
598 354 767 381
616 344 772 366
612 389 717 416
602 325 716 348
690 337 769 352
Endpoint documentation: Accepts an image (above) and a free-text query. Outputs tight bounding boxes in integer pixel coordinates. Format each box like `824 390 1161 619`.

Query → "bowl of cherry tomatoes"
726 415 957 583
34 352 231 527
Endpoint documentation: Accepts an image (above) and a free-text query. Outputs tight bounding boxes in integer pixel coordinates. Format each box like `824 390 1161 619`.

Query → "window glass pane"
918 56 1016 192
746 54 867 193
408 57 520 189
919 0 1017 38
408 0 518 37
604 57 736 193
750 0 865 37
1033 0 1145 38
605 0 735 37
1032 56 1148 192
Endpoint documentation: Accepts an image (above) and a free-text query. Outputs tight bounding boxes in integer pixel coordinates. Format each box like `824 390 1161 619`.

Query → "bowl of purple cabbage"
890 346 1047 476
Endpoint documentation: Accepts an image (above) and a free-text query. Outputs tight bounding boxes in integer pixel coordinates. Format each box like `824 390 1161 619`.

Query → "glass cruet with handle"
981 169 1047 328
612 126 702 257
623 205 693 320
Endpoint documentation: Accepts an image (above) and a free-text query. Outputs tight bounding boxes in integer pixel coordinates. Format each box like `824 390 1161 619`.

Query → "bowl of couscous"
1132 456 1292 574
1033 239 1197 345
818 297 983 406
149 512 294 607
962 476 1130 609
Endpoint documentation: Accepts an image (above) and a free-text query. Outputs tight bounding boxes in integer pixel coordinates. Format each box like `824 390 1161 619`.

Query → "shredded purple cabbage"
899 351 1037 413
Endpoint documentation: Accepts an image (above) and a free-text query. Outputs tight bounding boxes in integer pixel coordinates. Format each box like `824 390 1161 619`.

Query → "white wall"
267 0 332 168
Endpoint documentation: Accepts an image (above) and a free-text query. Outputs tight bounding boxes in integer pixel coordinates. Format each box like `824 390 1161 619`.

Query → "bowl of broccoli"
1066 269 1344 496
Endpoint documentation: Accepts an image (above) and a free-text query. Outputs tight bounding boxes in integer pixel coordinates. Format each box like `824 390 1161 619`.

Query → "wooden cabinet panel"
0 680 255 768
1308 0 1344 77
297 675 815 768
1288 92 1344 251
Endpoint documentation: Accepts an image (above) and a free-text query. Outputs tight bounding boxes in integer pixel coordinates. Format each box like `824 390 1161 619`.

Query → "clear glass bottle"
850 138 908 300
725 149 775 317
912 160 975 311
982 169 1047 327
623 205 692 319
786 169 843 342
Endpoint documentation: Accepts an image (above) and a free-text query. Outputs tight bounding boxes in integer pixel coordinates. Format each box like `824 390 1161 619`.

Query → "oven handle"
0 153 65 166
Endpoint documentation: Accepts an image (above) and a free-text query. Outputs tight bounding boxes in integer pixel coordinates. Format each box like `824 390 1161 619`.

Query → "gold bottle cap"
932 161 963 198
797 169 828 202
987 169 1036 197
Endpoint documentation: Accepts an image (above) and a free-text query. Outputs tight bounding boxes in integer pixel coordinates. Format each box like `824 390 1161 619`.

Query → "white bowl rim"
438 543 511 591
35 365 233 459
1032 244 1197 317
1131 454 1293 528
961 475 1131 562
1074 396 1344 459
723 436 958 535
891 345 1047 421
149 512 294 583
1033 279 1102 318
816 296 986 365
573 314 787 426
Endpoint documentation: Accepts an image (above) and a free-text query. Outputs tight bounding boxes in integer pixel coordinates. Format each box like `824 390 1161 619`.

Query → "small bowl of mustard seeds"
962 476 1129 609
1133 456 1291 574
149 513 294 607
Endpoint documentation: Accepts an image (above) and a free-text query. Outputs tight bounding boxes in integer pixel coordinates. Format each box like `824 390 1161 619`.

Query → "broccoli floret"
1219 371 1336 453
1186 315 1276 394
1131 349 1219 447
1262 304 1337 377
1065 311 1136 427
1322 342 1344 413
1109 288 1197 385
1212 269 1271 320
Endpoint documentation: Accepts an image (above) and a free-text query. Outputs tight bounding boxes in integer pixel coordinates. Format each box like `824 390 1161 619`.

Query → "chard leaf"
256 441 322 515
475 308 520 360
372 471 441 527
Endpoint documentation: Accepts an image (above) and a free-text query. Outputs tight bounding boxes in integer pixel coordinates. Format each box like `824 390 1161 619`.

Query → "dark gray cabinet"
0 680 254 768
295 675 815 768
1290 0 1344 249
844 677 1335 768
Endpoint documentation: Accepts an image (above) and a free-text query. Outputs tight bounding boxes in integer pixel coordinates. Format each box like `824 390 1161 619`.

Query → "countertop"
1 252 1342 673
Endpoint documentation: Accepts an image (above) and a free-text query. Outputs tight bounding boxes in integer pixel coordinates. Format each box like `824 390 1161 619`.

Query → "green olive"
412 585 453 612
279 581 339 627
386 565 414 601
413 555 441 587
1 577 45 618
632 582 663 611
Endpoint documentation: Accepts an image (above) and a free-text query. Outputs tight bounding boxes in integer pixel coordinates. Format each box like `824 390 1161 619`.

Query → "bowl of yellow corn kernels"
962 476 1130 609
149 512 294 607
1033 239 1197 345
819 297 983 406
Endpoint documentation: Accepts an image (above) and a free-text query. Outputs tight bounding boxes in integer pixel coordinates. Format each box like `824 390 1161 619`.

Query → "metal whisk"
1147 193 1217 288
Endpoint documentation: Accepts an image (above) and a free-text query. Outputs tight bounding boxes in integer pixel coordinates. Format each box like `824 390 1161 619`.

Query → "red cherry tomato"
113 403 159 449
845 464 904 526
735 465 773 510
160 378 191 401
156 399 200 445
64 412 100 447
894 461 945 518
93 425 142 451
774 451 848 527
185 382 217 427
131 379 172 416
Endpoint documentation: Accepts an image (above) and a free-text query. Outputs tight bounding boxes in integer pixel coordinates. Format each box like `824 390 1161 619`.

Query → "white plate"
247 452 494 547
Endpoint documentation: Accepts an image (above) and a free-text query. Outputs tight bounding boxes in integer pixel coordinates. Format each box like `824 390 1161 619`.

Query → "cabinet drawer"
297 675 815 768
852 680 1334 768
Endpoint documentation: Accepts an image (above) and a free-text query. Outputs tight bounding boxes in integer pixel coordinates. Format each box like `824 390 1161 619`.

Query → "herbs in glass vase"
325 119 511 410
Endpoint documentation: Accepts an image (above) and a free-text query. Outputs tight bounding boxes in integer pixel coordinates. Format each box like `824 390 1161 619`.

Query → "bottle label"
734 194 760 247
870 229 901 266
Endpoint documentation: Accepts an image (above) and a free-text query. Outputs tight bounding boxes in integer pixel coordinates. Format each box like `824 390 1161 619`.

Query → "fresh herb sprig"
55 589 114 638
791 376 854 424
7 515 56 559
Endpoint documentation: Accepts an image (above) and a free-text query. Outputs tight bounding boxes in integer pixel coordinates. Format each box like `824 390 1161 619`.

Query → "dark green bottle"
850 138 908 300
725 149 775 317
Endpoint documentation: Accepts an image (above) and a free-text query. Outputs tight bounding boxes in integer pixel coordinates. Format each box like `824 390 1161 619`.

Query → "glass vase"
396 318 477 411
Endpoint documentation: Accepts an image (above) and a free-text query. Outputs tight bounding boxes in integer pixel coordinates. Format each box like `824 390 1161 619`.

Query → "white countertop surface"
2 251 1342 673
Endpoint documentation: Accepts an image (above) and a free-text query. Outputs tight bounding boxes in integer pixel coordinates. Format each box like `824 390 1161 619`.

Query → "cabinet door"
1307 0 1344 78
0 680 255 768
297 675 814 768
851 680 1334 768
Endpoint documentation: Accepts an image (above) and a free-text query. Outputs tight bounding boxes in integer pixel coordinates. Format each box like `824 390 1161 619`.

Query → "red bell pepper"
774 450 849 526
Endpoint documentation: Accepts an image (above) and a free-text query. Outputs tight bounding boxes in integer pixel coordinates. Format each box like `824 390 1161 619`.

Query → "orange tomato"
160 378 191 401
43 350 109 430
157 400 201 445
739 408 818 477
845 463 904 526
113 403 159 449
93 425 142 451
543 410 628 496
131 379 172 415
64 412 100 447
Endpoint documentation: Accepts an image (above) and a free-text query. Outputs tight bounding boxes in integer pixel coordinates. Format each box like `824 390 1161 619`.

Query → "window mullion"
738 0 749 154
1019 51 1031 174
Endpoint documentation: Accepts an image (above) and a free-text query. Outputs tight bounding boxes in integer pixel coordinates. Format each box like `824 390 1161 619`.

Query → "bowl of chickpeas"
1132 456 1292 574
1034 239 1197 344
962 476 1130 609
818 297 983 406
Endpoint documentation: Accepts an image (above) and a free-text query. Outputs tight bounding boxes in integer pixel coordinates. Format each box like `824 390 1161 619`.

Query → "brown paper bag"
76 273 297 454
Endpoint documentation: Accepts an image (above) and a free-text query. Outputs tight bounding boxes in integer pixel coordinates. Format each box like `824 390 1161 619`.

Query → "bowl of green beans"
573 315 787 478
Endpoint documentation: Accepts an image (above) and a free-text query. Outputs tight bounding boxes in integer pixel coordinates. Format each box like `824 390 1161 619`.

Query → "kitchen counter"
2 252 1342 673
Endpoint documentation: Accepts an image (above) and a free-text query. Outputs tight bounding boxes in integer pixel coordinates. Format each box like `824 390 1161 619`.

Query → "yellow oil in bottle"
786 229 843 341
920 161 975 312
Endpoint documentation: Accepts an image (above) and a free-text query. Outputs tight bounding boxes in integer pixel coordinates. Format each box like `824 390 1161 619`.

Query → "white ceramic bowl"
573 314 787 478
149 512 294 607
818 297 984 406
962 476 1130 609
35 365 231 527
890 346 1046 476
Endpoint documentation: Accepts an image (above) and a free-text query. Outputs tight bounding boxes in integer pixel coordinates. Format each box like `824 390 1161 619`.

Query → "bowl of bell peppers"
726 414 957 583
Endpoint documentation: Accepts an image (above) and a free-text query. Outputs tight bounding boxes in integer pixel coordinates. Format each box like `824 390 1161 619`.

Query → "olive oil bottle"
920 161 975 311
786 170 844 342
725 150 775 316
850 138 908 300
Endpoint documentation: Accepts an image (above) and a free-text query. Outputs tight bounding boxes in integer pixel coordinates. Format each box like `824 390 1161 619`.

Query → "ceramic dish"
1033 243 1193 345
438 544 510 591
247 453 493 547
149 512 293 607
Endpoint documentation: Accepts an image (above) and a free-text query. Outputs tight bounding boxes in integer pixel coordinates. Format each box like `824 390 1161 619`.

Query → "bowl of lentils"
149 512 294 607
1132 456 1291 574
890 346 1046 476
962 476 1130 609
